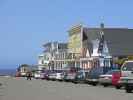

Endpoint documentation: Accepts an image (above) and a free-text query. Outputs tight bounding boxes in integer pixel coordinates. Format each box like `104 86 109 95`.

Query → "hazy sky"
0 0 133 69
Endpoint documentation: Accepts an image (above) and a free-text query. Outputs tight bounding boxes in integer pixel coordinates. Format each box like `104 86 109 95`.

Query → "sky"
0 0 133 69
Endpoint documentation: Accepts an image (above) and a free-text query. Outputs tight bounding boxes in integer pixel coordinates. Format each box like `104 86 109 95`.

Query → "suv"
120 60 133 93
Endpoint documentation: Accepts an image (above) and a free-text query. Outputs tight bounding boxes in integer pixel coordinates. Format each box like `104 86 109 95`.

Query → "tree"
114 56 133 67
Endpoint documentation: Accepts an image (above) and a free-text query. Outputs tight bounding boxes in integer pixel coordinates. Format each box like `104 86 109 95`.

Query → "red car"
112 70 122 89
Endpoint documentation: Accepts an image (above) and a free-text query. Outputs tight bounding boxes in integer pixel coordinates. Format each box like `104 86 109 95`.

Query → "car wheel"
115 85 121 89
46 78 49 81
126 88 132 93
73 81 78 84
92 83 97 86
103 84 108 87
125 86 132 93
59 80 63 82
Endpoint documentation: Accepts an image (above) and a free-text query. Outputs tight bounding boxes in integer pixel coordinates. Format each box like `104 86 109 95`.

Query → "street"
0 77 133 100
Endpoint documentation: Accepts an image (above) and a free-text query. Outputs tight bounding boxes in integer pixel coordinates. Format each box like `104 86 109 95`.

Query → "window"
106 70 119 74
41 60 44 64
122 62 133 71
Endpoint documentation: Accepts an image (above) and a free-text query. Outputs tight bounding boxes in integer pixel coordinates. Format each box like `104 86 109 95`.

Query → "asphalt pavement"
0 76 133 100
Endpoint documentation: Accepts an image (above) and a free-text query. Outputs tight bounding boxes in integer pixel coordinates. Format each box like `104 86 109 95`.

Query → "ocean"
0 69 16 76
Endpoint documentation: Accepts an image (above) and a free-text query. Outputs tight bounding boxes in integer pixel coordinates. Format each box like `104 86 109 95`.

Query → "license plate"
104 77 109 79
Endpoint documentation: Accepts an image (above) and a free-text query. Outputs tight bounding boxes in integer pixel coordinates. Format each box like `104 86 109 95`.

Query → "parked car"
72 70 88 84
55 70 65 81
119 60 133 93
85 67 110 86
99 70 120 87
34 70 44 79
48 71 57 81
112 70 122 89
63 71 77 82
41 71 49 80
42 70 51 80
63 67 78 82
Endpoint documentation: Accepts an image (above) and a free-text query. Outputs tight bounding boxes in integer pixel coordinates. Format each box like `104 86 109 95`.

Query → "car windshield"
122 62 133 71
77 71 83 75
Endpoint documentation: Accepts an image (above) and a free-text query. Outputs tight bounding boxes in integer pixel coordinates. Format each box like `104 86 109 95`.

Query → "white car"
48 72 57 81
56 73 64 81
34 72 43 79
120 60 133 93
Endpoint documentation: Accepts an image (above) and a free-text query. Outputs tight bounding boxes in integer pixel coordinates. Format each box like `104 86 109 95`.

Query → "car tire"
115 85 121 89
46 79 49 81
73 81 78 84
125 86 132 93
126 88 132 93
59 80 63 82
92 83 97 86
103 84 108 87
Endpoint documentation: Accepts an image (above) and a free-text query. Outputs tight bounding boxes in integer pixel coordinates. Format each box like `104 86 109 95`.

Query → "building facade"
38 23 133 71
67 23 133 70
38 42 68 70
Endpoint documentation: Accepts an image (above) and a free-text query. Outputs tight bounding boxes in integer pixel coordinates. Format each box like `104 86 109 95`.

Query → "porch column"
80 59 82 69
75 61 77 68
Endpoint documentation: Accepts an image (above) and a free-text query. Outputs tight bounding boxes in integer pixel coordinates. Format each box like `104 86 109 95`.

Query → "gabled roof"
82 28 100 55
83 27 133 56
103 28 133 56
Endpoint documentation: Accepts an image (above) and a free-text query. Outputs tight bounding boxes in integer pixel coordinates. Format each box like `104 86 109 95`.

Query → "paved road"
0 77 133 100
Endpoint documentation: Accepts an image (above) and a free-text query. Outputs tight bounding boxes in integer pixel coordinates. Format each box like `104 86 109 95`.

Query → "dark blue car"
72 70 89 84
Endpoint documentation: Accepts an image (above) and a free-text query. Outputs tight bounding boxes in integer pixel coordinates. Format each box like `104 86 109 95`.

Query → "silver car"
99 70 120 87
